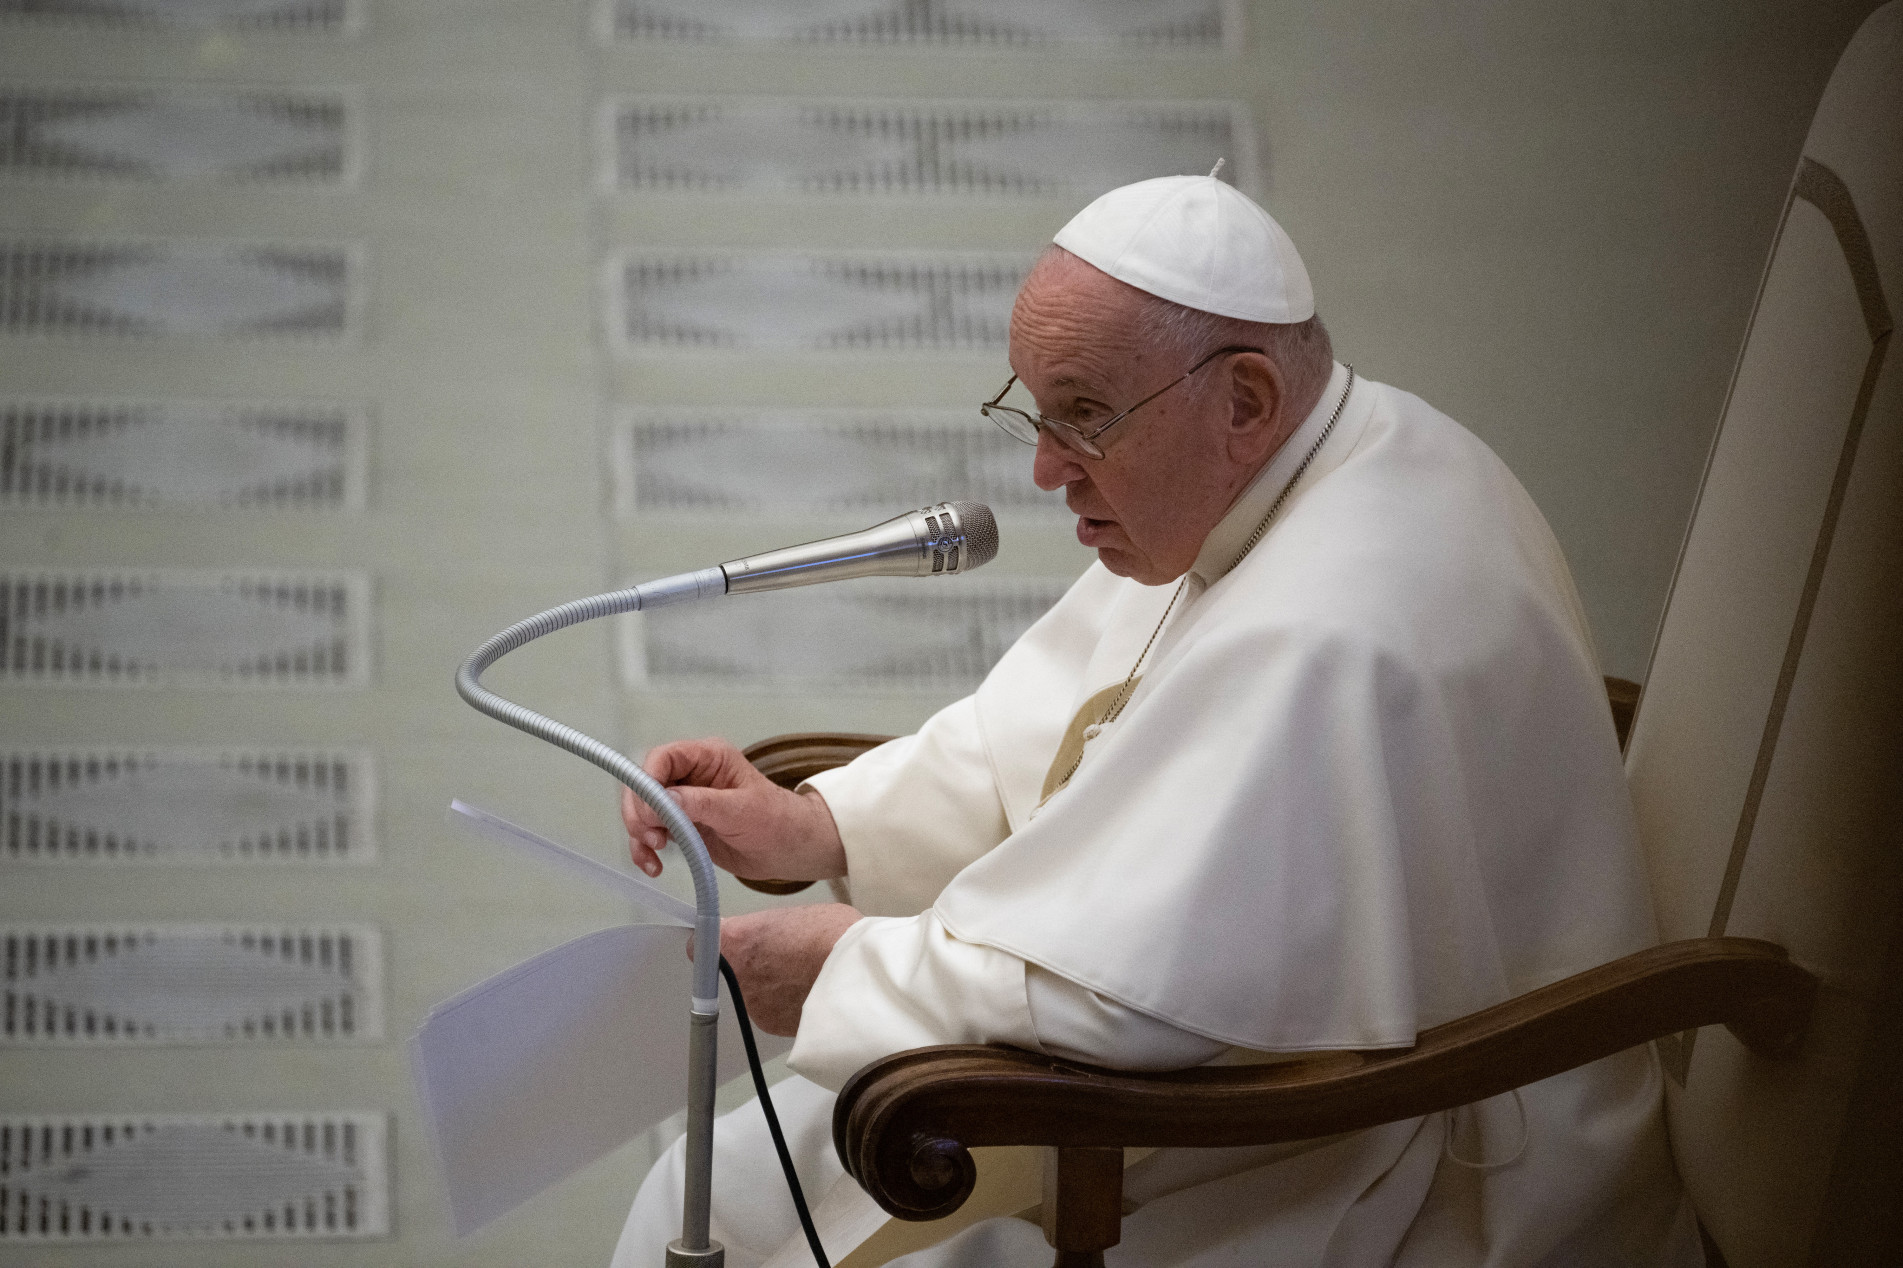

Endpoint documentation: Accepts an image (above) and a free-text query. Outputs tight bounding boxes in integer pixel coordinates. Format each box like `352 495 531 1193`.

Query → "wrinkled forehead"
1015 246 1144 320
1010 248 1164 385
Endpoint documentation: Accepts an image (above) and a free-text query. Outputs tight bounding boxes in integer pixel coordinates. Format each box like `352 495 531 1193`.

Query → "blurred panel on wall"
607 96 1253 197
1 747 374 863
615 407 1062 517
0 1111 390 1242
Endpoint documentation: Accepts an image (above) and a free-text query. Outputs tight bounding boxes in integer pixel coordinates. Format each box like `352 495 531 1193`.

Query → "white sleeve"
787 910 1228 1092
1023 962 1229 1071
801 693 1010 917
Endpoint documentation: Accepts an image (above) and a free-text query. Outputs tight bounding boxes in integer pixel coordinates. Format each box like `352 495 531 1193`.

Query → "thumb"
662 783 731 832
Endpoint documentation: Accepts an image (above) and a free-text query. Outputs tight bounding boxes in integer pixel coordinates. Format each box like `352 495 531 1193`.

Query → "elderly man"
611 176 1700 1266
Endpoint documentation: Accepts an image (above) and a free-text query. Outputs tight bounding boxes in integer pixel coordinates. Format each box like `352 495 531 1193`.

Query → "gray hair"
1038 244 1335 419
1132 291 1335 418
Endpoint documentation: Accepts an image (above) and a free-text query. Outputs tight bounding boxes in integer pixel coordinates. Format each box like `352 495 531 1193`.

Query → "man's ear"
1225 353 1287 465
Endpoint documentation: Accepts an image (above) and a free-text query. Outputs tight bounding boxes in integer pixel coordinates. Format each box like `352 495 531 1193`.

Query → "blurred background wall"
0 1 1883 1264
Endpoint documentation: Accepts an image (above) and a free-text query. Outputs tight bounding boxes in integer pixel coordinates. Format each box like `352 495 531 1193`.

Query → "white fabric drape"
930 368 1659 1050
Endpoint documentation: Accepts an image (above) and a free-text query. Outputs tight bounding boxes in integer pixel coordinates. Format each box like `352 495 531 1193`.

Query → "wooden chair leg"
1042 1146 1123 1268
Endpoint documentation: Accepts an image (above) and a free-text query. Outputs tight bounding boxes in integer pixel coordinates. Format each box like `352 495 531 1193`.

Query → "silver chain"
1094 576 1187 732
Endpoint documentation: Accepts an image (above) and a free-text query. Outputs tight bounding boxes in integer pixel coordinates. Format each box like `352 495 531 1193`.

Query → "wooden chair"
738 8 1902 1260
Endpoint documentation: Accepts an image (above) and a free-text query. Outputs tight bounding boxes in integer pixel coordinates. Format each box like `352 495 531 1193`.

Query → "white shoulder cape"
933 376 1656 1051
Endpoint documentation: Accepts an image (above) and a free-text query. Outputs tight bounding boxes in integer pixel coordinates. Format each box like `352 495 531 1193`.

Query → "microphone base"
666 1238 726 1266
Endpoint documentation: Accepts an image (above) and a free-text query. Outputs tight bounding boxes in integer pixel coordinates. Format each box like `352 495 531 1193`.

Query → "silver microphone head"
917 500 998 575
941 500 999 572
721 501 1000 595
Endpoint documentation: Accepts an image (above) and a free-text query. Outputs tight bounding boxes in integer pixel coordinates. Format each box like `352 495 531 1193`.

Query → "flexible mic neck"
453 496 997 1265
720 500 998 595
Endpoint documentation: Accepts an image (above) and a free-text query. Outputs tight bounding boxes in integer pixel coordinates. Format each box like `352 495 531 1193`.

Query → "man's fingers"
629 835 664 877
630 783 718 837
642 738 744 790
643 785 748 862
620 784 660 835
622 787 670 875
661 782 721 827
642 827 669 872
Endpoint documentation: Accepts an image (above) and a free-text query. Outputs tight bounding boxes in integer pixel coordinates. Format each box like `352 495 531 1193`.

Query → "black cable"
718 956 832 1268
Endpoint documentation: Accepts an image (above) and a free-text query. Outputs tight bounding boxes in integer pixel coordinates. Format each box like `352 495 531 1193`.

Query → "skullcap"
1052 174 1315 323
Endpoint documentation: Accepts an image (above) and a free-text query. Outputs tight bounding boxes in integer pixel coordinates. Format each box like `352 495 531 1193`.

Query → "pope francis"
610 176 1703 1266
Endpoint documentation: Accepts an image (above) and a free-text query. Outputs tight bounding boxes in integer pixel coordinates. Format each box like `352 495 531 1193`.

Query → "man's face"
1008 254 1244 586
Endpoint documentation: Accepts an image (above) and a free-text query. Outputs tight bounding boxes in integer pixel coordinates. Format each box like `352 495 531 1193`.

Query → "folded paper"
448 799 697 926
416 804 788 1234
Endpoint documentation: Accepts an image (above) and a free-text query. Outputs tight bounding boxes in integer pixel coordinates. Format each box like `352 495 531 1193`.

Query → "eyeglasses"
979 345 1264 460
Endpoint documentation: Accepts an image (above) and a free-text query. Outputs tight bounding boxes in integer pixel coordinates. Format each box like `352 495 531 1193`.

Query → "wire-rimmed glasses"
979 345 1265 460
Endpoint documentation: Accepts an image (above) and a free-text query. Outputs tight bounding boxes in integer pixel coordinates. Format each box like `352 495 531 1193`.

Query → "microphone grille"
950 501 999 570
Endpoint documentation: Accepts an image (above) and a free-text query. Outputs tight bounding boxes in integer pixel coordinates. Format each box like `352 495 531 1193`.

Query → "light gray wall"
1239 0 1883 677
0 3 1882 1265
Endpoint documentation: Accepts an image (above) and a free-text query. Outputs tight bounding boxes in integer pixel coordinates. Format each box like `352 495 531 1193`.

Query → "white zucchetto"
1053 174 1316 323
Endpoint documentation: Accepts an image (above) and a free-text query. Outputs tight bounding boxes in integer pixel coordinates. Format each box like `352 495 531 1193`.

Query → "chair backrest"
1623 5 1902 1264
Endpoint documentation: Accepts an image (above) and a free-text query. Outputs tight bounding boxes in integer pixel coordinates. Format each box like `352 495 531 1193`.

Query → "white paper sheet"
416 801 790 1235
447 799 698 926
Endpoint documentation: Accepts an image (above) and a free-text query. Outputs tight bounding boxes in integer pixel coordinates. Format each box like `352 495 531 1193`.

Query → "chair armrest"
734 733 896 895
834 936 1817 1222
745 732 896 789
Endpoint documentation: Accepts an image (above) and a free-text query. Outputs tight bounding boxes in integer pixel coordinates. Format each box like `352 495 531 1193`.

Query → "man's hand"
694 904 862 1037
622 737 847 881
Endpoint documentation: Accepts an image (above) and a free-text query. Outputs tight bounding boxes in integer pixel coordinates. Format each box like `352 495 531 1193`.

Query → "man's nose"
1032 428 1086 491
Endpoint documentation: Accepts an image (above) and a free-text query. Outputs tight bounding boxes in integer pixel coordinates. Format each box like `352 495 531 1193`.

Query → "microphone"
625 501 999 609
721 500 998 594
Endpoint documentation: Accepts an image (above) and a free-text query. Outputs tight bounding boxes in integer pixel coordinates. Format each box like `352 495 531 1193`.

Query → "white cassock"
613 363 1704 1267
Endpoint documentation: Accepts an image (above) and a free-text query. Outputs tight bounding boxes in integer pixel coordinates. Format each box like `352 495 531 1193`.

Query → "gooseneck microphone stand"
453 502 998 1268
456 566 731 1266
